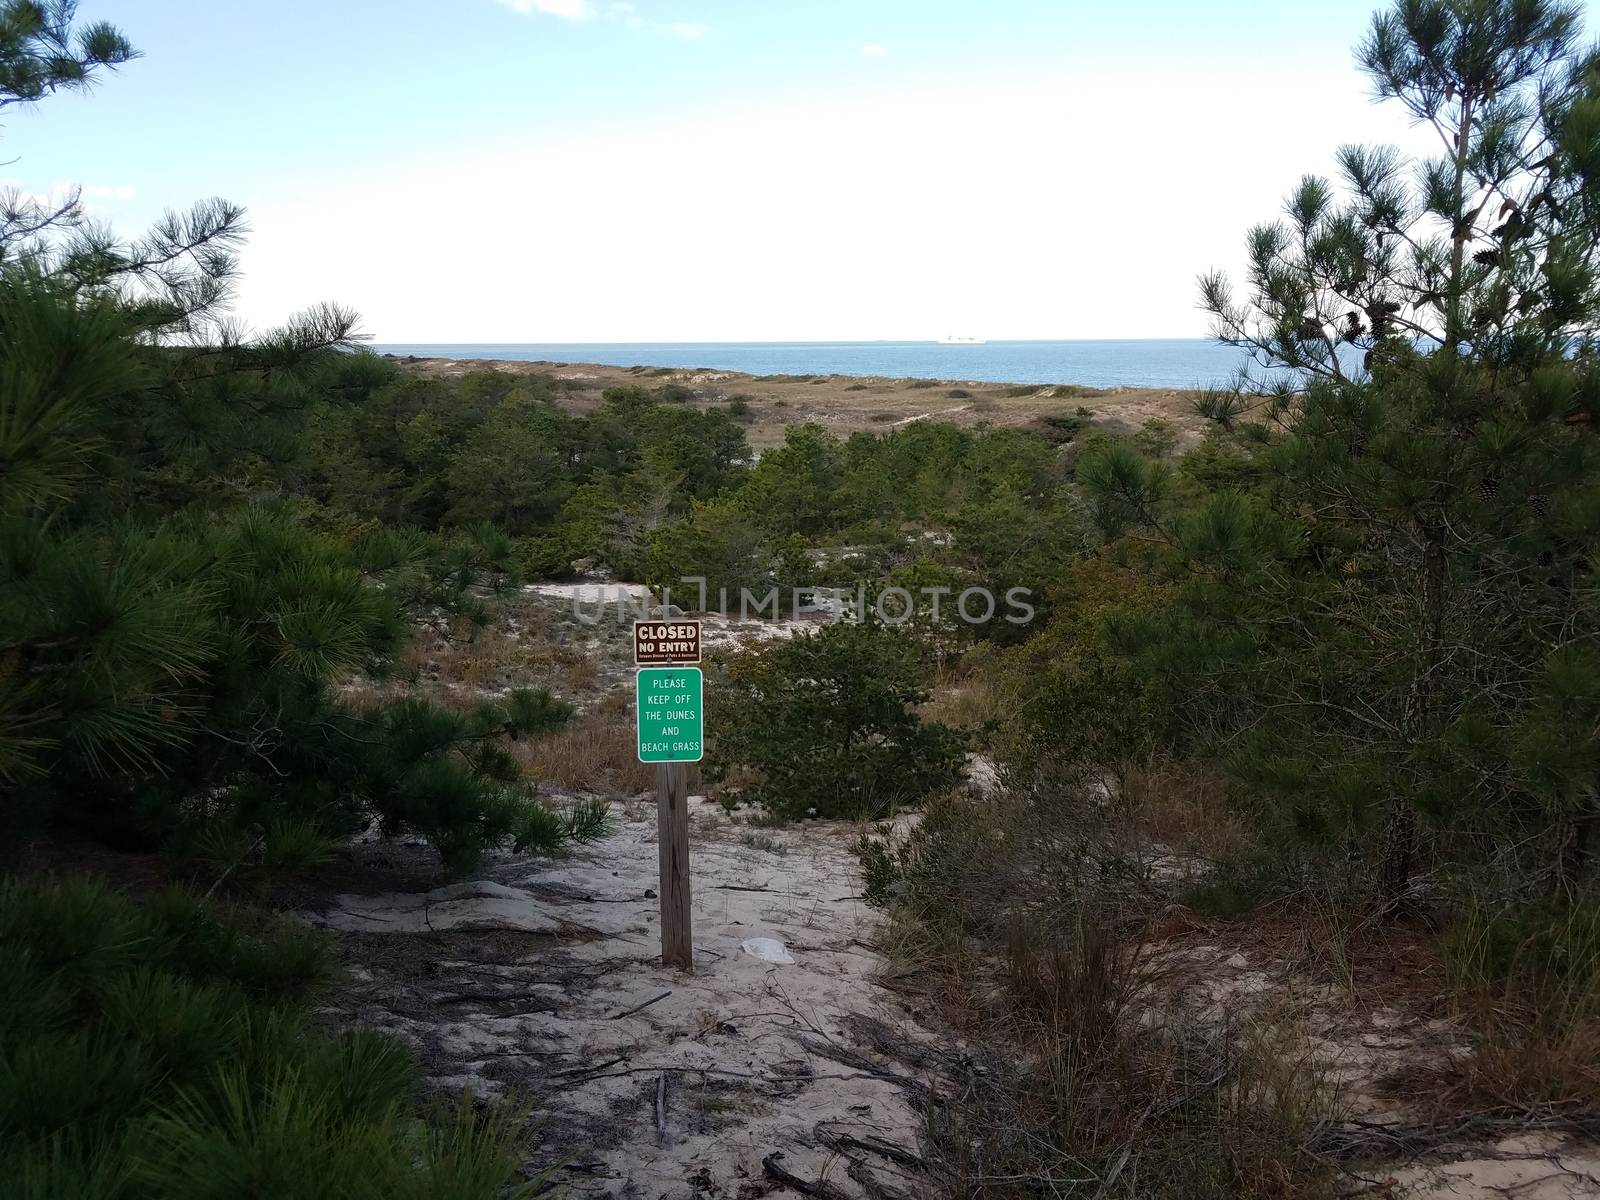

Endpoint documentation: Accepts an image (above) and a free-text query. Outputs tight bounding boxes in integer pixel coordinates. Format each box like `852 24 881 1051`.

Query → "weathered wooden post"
634 620 702 972
655 760 692 970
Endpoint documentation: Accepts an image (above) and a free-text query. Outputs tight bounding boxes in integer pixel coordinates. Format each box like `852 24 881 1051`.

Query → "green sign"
636 667 704 763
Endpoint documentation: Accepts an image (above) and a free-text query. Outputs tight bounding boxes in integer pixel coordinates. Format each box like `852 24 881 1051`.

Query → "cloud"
238 63 1438 342
496 0 704 38
496 0 596 19
607 5 706 39
0 180 136 213
860 44 888 56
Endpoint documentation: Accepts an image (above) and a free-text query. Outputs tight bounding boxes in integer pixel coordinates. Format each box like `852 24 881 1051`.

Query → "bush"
860 789 1340 1198
709 620 966 819
1437 895 1600 1107
357 689 595 875
1444 895 1600 999
0 877 536 1199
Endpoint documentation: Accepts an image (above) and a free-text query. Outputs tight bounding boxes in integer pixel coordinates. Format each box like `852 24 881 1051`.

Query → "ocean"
370 339 1267 391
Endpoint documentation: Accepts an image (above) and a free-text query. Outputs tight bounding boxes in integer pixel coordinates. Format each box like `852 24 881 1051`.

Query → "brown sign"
634 620 701 666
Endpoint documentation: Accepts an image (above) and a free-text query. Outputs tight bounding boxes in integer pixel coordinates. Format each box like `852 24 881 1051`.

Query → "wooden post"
656 760 693 971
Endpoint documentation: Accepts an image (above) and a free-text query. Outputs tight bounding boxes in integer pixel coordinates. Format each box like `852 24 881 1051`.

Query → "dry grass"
1122 760 1255 862
1432 899 1600 1110
862 787 1341 1196
1442 999 1600 1108
423 622 601 700
918 673 1004 733
918 907 1339 1197
516 698 656 796
402 355 1211 452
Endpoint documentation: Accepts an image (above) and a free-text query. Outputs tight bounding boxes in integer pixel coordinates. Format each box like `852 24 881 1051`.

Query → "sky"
12 0 1597 342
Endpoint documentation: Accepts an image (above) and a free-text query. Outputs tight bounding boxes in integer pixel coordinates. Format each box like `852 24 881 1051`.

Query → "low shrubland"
857 788 1343 1198
11 0 1600 1191
0 876 535 1199
708 619 966 820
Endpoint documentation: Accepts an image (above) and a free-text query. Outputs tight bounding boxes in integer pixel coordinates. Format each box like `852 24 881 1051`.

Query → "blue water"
371 340 1265 390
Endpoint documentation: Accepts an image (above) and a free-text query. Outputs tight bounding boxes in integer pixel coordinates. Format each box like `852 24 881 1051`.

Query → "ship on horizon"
937 335 986 345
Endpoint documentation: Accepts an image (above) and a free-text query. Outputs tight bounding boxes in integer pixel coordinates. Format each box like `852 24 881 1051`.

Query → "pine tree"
0 6 601 873
1075 0 1600 910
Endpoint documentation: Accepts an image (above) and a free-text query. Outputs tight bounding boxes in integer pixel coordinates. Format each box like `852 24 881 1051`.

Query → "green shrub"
709 620 966 819
855 827 901 904
1033 411 1084 444
1437 895 1600 1108
1444 895 1600 1001
0 876 535 1199
515 534 575 579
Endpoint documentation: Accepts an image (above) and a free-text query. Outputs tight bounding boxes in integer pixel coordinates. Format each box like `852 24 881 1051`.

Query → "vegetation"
966 0 1600 918
13 0 1600 1192
842 0 1600 1192
709 618 966 818
0 5 617 877
0 876 535 1199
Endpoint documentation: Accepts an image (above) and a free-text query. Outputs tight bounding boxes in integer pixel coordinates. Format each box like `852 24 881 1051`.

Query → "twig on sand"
813 1123 925 1170
553 1055 626 1077
655 1071 670 1148
762 1151 851 1198
799 1034 929 1097
611 989 671 1020
845 1159 915 1200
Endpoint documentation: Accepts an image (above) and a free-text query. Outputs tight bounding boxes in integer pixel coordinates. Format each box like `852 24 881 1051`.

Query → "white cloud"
0 180 135 214
236 64 1439 342
606 7 706 39
860 44 888 56
496 0 703 37
496 0 596 20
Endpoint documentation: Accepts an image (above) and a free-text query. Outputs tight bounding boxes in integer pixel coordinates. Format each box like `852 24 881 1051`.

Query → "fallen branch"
655 1071 670 1148
799 1034 931 1098
611 990 671 1020
813 1123 925 1170
762 1152 852 1198
845 1159 915 1200
1315 1107 1600 1163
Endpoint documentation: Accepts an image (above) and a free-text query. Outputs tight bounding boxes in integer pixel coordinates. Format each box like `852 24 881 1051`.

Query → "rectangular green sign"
635 667 704 763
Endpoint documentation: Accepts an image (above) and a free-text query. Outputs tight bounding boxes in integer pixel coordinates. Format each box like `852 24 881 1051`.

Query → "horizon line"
367 336 1221 347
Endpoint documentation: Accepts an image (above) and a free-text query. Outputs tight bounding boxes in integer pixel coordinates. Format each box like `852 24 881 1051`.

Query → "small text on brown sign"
634 620 701 666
